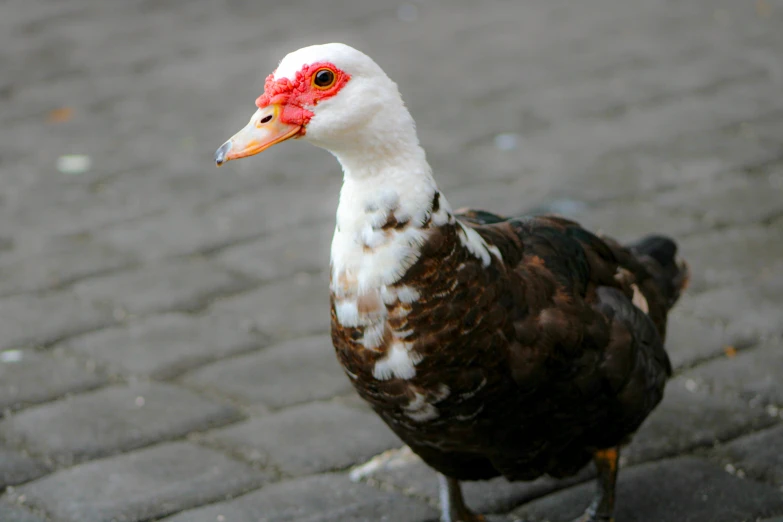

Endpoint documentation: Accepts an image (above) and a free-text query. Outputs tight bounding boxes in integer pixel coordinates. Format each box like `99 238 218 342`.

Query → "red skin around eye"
255 61 351 131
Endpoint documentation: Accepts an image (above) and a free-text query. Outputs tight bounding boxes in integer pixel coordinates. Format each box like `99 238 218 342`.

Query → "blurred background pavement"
0 0 782 521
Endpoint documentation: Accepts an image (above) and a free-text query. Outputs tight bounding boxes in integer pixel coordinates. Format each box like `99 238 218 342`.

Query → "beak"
214 104 301 166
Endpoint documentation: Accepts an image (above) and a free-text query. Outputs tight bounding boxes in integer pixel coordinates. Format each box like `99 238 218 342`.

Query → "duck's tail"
627 235 690 309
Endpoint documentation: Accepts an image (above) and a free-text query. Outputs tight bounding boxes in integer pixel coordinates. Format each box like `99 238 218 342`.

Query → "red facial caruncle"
255 61 351 132
214 61 352 166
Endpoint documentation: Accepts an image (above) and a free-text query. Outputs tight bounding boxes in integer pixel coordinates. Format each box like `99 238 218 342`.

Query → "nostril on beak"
260 115 273 124
214 141 232 166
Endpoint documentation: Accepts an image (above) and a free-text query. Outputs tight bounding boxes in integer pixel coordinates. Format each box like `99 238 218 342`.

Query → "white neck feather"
315 47 502 385
328 101 453 296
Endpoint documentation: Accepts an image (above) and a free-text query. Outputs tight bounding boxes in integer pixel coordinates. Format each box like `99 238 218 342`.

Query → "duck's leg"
438 474 485 522
573 447 619 522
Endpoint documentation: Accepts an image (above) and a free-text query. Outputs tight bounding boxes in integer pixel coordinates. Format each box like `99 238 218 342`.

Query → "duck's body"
216 43 689 522
333 209 679 484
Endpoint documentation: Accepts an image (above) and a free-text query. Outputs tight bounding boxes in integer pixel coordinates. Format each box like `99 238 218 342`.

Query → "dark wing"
453 208 509 225
469 214 685 449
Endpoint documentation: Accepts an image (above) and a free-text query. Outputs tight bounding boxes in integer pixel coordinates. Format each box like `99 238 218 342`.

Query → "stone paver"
71 258 253 315
514 457 783 522
350 446 594 515
211 272 330 340
678 223 783 293
0 382 242 466
0 504 47 522
0 446 49 489
663 314 737 371
0 0 781 519
0 349 108 411
162 473 438 522
0 236 134 297
8 442 269 522
0 293 116 351
683 339 783 407
206 401 401 476
678 265 783 340
622 375 779 465
711 424 783 487
656 170 783 233
216 222 333 282
95 184 339 261
60 312 265 379
182 334 352 410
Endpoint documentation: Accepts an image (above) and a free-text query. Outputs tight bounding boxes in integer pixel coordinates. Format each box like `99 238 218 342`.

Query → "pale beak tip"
215 141 231 167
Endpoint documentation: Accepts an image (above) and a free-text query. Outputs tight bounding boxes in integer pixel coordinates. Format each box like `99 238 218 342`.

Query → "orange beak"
214 104 301 166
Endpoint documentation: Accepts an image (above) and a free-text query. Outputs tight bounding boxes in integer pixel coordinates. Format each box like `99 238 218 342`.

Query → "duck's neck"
329 135 453 296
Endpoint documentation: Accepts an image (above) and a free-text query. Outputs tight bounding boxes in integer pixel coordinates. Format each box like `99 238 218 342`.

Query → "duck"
214 43 689 522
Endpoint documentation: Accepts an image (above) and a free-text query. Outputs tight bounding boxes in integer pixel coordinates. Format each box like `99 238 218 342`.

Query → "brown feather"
331 211 685 482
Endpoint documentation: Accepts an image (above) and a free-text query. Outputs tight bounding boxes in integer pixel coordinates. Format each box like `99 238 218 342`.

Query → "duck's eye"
313 69 336 89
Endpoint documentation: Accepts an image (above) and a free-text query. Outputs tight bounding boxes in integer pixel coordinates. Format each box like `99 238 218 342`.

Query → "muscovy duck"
215 43 689 522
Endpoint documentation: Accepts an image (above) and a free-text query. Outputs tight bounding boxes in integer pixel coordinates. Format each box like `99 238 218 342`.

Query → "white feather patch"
432 194 455 226
348 446 417 483
360 225 385 249
335 299 360 327
631 284 649 314
457 222 502 266
458 377 487 400
403 392 439 422
403 384 449 422
395 285 420 304
455 404 484 421
360 321 386 350
373 342 422 381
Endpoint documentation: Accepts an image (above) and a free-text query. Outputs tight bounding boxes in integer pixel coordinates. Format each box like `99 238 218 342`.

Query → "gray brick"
0 292 116 351
211 272 330 340
0 237 133 297
678 269 783 340
0 504 47 522
60 312 264 379
349 446 593 515
712 424 783 487
182 334 351 410
94 210 241 263
216 222 332 282
684 339 783 407
678 224 783 293
0 446 48 488
71 259 252 315
207 401 401 476
2 0 783 520
161 473 438 522
624 376 778 465
0 349 108 411
556 199 702 244
656 171 783 231
664 314 735 371
557 120 782 202
11 442 268 522
514 457 783 522
96 184 338 261
0 382 242 466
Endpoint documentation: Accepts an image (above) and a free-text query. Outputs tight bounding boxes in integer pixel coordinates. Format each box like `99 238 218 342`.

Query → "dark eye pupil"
315 70 334 87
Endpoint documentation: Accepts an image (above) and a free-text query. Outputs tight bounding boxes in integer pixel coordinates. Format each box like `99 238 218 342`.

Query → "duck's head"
215 43 418 167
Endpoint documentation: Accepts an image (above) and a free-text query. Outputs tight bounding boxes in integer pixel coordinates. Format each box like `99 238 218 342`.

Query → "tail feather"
628 235 689 308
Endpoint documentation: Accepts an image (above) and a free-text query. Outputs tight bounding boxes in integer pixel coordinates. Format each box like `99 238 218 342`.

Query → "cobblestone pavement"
1 0 782 521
